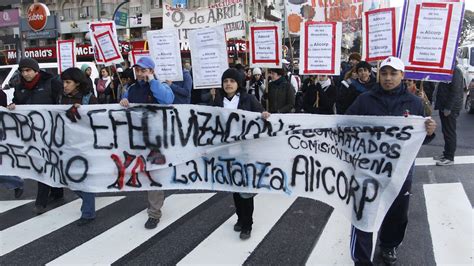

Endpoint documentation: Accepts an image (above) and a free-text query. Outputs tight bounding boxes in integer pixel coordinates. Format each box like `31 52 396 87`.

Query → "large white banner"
362 7 399 62
146 29 183 81
162 0 245 43
0 104 428 232
249 22 282 68
188 25 229 89
398 0 465 82
299 21 341 76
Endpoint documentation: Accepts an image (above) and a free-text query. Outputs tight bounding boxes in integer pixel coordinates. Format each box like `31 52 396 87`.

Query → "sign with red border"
93 30 123 66
249 22 281 68
89 21 117 64
408 3 453 68
299 21 341 75
363 7 398 62
56 39 76 74
398 0 464 81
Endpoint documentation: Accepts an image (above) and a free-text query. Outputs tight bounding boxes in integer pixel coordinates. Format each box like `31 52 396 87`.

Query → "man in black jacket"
7 58 64 214
346 56 436 265
433 64 464 166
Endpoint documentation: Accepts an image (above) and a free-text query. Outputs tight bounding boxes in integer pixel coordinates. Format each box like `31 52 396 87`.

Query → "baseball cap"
380 56 405 72
133 57 155 69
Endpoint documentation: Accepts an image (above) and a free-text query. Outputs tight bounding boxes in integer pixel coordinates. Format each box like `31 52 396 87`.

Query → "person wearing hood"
210 68 270 240
302 75 337 114
80 64 94 94
7 57 64 214
345 56 437 265
248 67 265 101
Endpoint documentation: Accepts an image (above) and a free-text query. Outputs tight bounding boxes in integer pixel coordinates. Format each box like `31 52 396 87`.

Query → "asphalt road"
1 108 473 265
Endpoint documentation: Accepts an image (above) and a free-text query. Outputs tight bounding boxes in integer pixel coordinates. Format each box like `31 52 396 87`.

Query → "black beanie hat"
355 61 373 72
269 68 285 76
222 68 244 89
19 58 40 72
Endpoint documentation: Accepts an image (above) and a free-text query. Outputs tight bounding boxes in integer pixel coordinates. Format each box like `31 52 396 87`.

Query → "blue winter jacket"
170 69 193 104
122 79 174 104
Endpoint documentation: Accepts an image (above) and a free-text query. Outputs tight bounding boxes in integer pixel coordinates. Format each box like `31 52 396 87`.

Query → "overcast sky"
391 0 474 11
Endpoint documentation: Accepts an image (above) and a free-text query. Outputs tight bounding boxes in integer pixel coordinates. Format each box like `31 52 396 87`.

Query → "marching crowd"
0 50 465 265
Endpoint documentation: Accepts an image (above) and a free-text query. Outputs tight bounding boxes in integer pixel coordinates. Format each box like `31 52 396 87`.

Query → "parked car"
457 43 474 92
466 79 474 114
0 62 99 105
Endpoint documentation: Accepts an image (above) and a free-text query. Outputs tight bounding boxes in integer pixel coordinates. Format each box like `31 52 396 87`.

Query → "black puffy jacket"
13 71 63 105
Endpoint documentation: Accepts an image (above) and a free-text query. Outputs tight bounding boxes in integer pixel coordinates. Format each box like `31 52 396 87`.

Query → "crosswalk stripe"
306 210 353 265
47 193 215 265
0 200 34 214
177 194 297 265
0 196 124 256
423 183 472 265
415 155 474 166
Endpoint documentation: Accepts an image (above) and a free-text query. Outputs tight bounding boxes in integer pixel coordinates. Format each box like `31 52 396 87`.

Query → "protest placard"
398 0 464 81
146 29 183 81
363 7 399 62
93 29 123 66
249 22 282 68
0 104 427 232
299 21 341 75
89 21 118 64
188 25 228 89
56 39 75 73
162 0 245 47
129 50 150 66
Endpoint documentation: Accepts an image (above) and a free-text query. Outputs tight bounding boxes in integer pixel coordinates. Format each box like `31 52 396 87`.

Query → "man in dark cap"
7 57 64 214
263 68 295 113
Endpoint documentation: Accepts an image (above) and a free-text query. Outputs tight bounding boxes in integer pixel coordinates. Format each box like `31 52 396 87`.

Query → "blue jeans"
75 191 96 219
0 176 23 190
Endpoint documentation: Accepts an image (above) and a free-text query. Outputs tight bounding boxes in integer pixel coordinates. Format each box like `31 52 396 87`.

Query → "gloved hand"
66 105 81 122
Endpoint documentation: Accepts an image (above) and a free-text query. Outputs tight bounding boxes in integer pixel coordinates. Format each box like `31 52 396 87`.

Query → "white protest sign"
162 0 245 44
56 39 76 74
146 29 183 81
363 7 399 62
93 29 123 66
188 25 228 89
398 0 464 81
299 21 341 75
89 21 118 64
0 104 428 232
249 22 282 68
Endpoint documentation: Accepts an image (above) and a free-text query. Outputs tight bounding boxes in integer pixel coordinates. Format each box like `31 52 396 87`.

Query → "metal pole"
113 0 130 22
96 0 101 21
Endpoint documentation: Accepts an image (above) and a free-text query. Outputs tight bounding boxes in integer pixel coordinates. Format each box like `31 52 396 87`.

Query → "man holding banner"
119 56 174 229
346 56 437 265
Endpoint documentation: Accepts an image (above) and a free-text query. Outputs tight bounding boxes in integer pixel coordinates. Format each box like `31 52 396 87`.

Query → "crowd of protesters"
2 50 465 265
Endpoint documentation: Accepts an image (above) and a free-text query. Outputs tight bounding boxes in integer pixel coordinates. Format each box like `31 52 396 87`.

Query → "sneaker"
14 188 23 199
144 217 160 229
77 218 94 226
381 247 397 265
233 222 242 232
433 154 445 161
436 158 454 166
239 229 251 240
33 205 47 215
